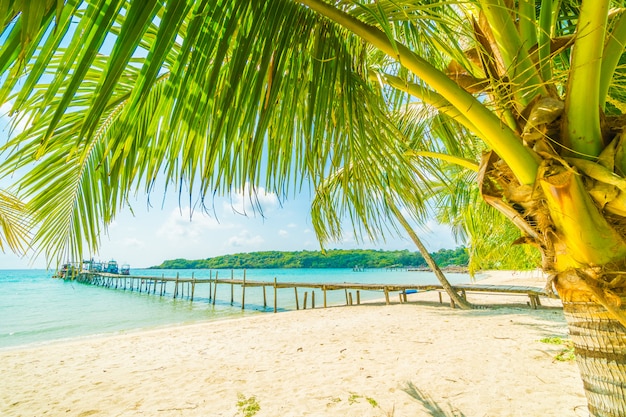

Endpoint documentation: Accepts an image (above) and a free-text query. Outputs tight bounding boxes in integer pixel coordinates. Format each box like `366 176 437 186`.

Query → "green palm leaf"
1 0 407 264
0 188 30 255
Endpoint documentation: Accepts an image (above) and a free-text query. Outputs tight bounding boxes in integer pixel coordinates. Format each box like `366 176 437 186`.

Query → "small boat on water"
120 264 130 275
105 260 119 274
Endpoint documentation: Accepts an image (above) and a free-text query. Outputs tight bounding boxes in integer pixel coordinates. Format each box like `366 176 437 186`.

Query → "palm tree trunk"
388 201 474 310
555 270 626 416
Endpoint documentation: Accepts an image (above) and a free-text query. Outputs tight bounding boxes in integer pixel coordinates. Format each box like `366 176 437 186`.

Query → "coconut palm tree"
2 1 626 415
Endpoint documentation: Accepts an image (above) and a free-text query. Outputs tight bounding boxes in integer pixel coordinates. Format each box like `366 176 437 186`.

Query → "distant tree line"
150 248 469 269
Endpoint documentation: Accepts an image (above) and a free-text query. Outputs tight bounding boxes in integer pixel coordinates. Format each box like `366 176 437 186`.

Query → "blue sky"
0 181 459 269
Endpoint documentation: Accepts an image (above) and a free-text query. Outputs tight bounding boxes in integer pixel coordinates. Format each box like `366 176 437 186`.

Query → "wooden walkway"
68 271 550 311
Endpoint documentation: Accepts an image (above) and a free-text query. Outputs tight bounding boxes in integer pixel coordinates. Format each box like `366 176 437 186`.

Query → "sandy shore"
1 270 587 416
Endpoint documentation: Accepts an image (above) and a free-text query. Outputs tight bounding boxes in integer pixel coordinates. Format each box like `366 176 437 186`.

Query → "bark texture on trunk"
556 273 626 417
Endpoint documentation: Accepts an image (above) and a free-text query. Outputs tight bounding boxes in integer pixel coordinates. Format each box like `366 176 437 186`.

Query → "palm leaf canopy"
2 0 625 268
0 0 443 264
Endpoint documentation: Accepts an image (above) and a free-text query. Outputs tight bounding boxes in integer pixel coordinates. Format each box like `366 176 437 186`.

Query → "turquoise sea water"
0 268 472 349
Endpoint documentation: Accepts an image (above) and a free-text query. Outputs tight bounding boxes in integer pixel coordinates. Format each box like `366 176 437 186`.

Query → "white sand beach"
0 270 587 416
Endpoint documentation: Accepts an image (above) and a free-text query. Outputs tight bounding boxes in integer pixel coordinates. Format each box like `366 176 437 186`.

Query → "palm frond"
1 0 408 263
0 188 30 255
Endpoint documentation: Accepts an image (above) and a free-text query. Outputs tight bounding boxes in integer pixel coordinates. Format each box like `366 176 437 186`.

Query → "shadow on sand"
404 382 467 417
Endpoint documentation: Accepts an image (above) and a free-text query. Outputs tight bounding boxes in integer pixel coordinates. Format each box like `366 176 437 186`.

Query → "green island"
150 247 468 270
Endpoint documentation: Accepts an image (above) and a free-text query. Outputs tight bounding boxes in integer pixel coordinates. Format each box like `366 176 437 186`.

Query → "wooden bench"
445 284 547 309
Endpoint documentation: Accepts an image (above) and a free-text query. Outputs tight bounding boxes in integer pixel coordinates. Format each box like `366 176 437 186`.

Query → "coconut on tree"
2 1 626 415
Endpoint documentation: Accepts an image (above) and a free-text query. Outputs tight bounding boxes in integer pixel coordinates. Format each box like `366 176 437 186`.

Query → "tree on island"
2 1 626 415
152 248 470 269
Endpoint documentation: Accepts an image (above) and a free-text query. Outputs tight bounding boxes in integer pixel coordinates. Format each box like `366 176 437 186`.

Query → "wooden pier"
68 271 550 311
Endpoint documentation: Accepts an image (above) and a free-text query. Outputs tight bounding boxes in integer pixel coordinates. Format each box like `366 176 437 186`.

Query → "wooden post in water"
212 271 218 306
174 273 179 299
230 270 234 305
160 274 165 296
191 272 196 301
344 289 349 305
294 288 299 310
263 286 267 308
384 287 390 305
348 292 353 306
209 270 213 301
356 290 361 305
312 291 315 309
323 285 327 308
303 292 308 310
273 278 277 313
241 270 246 310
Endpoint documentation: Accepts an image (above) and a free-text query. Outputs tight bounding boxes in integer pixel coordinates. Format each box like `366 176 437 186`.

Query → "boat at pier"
54 258 130 278
105 260 119 274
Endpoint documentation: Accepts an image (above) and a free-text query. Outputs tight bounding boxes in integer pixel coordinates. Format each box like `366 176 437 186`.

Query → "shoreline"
1 268 554 353
0 270 586 416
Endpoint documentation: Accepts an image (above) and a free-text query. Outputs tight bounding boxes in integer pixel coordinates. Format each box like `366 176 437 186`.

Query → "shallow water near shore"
0 268 472 349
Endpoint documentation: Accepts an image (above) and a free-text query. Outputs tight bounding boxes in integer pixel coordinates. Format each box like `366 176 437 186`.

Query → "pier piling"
273 278 277 313
191 273 196 301
241 271 246 310
212 271 218 306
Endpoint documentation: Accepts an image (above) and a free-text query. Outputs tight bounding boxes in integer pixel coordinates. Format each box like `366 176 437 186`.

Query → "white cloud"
120 237 145 248
156 206 228 242
227 230 265 248
224 185 279 216
338 232 357 245
278 229 288 237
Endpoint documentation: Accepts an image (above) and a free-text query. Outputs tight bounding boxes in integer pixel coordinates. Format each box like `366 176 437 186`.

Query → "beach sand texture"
1 271 587 416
